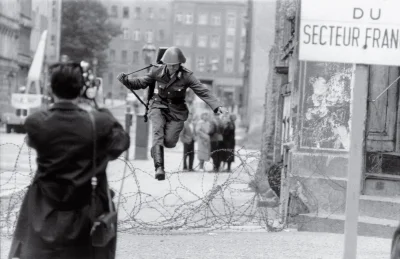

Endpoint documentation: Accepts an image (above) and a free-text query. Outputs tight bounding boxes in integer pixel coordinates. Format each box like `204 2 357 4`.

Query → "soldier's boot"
151 145 165 181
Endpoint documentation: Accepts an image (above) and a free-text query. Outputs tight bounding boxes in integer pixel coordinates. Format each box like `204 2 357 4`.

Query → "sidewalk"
0 230 391 259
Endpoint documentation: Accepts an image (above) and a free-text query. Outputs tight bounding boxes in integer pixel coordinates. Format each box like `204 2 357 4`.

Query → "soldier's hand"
215 106 228 115
117 73 127 84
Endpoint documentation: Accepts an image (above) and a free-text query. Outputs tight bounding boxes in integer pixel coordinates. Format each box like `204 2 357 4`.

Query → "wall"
245 0 276 148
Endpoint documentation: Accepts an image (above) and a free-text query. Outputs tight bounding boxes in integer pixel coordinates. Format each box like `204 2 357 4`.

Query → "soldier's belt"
156 96 186 105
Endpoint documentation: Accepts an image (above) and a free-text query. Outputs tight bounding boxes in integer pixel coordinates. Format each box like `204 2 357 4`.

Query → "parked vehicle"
2 30 50 134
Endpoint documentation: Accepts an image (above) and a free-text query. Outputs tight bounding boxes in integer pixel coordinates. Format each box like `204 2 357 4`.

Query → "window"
133 51 139 64
224 57 234 73
134 7 141 19
227 12 236 28
185 13 193 24
210 56 220 72
210 35 220 48
197 35 207 47
211 13 221 26
52 0 57 21
133 29 140 41
122 28 129 39
198 13 208 25
196 56 205 72
175 12 183 23
174 32 183 46
121 50 127 64
226 35 235 48
145 30 153 43
108 72 113 84
110 49 115 62
111 5 117 18
123 7 129 18
184 33 192 47
50 35 56 46
239 50 245 73
241 26 246 37
160 8 167 20
148 8 154 20
158 29 165 41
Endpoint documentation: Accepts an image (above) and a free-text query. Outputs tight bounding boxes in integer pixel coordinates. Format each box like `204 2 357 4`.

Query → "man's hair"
49 62 84 99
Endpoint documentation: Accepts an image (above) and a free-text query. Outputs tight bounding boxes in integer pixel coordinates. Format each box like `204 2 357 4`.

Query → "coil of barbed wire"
0 138 285 237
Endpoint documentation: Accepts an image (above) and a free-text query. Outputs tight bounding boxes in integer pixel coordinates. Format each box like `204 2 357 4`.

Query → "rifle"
125 47 168 123
125 64 154 122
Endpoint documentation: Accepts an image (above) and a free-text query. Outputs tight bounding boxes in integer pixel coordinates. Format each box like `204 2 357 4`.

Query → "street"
0 126 393 259
0 229 391 259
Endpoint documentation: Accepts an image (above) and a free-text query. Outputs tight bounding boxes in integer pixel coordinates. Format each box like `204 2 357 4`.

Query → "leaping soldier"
117 46 227 181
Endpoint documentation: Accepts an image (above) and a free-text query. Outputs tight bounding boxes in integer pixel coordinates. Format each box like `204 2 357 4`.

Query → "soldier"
117 46 227 181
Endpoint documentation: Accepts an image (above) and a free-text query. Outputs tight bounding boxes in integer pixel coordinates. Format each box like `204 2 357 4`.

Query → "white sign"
299 0 400 66
11 94 42 109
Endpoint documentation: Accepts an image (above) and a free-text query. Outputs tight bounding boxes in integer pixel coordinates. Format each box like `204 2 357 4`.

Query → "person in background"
8 62 130 259
180 113 196 171
196 112 211 171
221 113 236 172
209 113 224 172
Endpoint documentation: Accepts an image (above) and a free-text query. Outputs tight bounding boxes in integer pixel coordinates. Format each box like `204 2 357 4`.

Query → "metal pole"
125 105 132 160
343 64 369 259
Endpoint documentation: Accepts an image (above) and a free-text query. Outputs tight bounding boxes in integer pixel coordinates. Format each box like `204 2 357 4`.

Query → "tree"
60 0 121 74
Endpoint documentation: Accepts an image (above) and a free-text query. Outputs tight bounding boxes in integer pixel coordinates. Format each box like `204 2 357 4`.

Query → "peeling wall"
299 62 353 150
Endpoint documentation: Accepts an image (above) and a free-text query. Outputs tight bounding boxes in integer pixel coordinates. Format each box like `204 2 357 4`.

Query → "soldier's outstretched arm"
187 75 222 112
117 71 156 91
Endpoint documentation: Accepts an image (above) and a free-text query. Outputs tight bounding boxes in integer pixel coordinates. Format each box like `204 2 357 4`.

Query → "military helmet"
161 46 186 64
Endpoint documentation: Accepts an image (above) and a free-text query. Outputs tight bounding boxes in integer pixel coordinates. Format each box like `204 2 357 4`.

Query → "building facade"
99 0 173 100
0 0 61 117
0 0 20 114
17 0 33 88
170 0 247 115
31 0 62 65
259 0 399 238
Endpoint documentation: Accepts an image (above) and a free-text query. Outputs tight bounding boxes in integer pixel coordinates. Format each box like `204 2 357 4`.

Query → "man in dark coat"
117 46 226 180
221 114 236 172
179 113 196 171
209 114 224 172
8 62 130 259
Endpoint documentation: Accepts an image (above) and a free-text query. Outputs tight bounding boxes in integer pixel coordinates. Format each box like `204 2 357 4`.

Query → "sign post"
299 0 400 258
342 64 368 259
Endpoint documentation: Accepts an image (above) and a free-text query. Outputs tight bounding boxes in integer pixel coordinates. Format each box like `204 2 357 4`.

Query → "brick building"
170 0 247 115
99 0 173 99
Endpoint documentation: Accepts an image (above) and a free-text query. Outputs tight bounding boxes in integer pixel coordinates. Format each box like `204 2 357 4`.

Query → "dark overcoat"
221 121 236 163
8 102 130 259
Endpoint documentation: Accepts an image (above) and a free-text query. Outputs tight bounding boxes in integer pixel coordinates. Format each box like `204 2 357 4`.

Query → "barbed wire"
0 137 287 238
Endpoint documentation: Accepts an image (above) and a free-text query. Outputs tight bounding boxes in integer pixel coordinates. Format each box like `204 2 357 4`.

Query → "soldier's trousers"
150 108 185 148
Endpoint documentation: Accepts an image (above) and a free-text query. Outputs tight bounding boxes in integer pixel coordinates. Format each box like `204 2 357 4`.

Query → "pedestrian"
8 62 130 259
221 114 236 172
117 46 227 180
180 113 195 171
209 113 224 172
196 112 211 171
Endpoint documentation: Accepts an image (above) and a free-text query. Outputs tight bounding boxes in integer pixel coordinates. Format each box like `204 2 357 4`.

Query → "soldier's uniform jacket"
124 65 221 121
